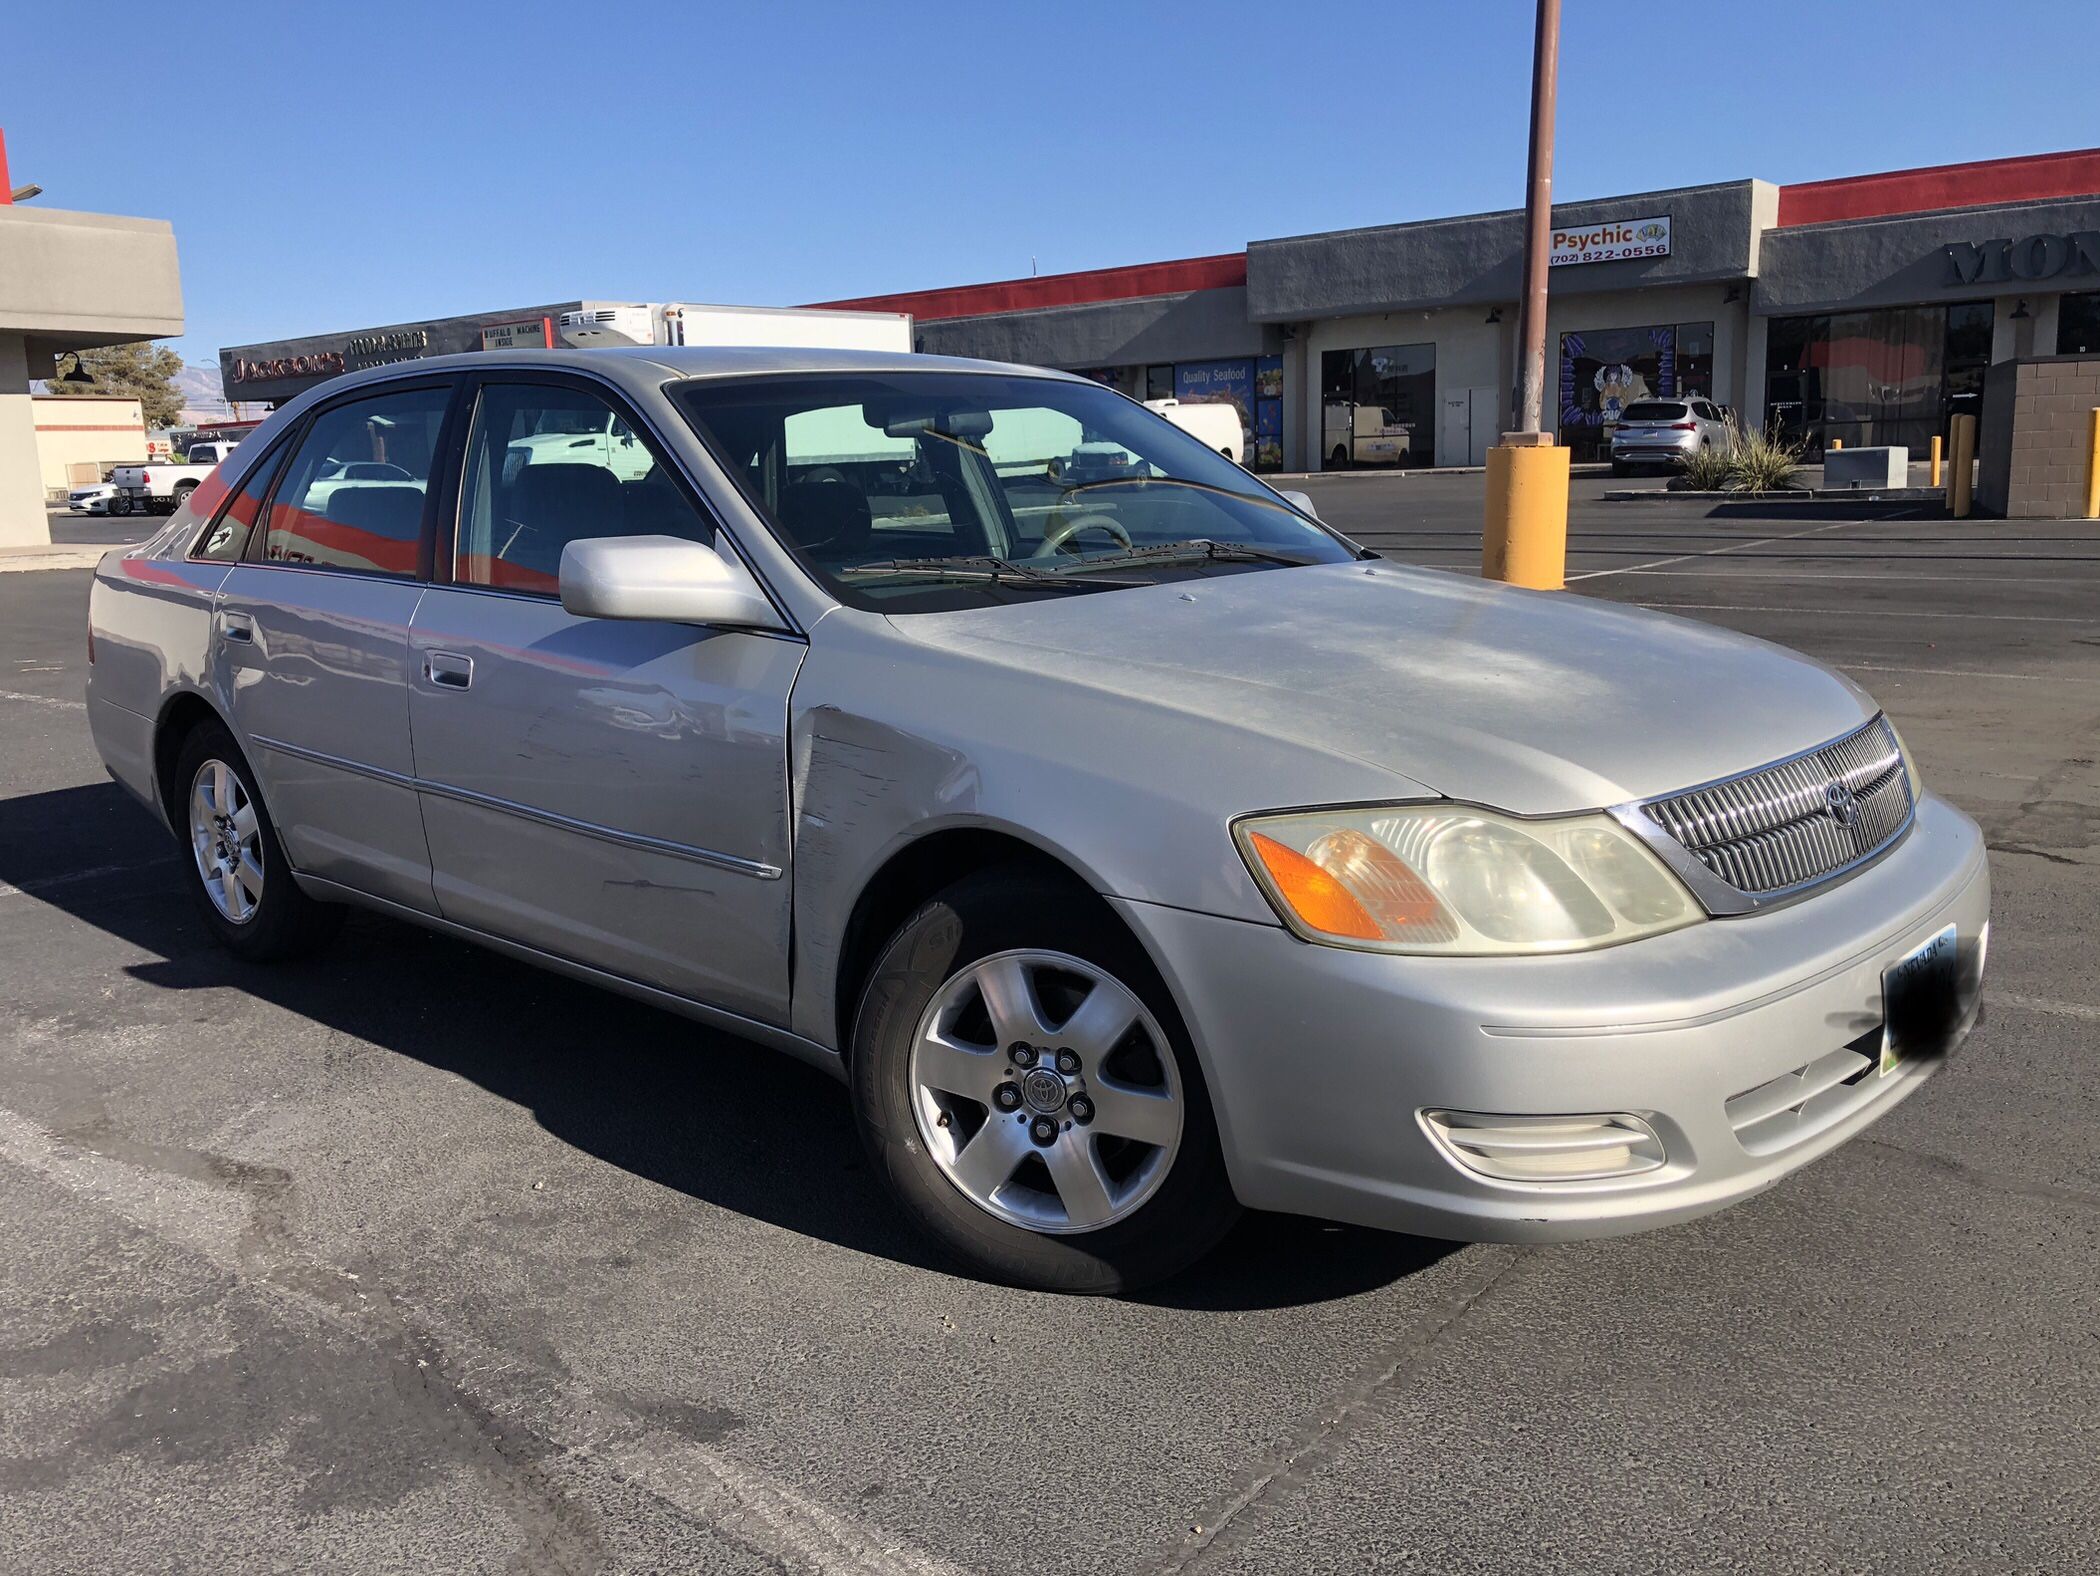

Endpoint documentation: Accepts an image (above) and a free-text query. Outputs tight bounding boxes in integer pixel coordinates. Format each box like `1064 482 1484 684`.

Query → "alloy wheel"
188 758 264 924
908 949 1183 1234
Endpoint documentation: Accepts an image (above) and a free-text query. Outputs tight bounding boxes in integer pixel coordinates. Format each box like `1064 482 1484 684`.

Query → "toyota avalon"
84 347 1988 1292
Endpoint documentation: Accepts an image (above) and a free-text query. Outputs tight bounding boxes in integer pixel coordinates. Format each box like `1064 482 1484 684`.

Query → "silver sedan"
84 347 1988 1292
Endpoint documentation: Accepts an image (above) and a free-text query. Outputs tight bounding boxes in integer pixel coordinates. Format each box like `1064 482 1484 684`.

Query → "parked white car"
67 482 119 515
1145 398 1243 464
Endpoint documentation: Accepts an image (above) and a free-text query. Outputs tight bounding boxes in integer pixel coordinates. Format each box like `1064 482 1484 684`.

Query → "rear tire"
172 481 198 512
171 720 342 962
850 869 1238 1294
1329 445 1349 469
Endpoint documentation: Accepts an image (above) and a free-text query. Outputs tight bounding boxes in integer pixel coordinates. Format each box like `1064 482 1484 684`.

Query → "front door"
406 375 801 1024
213 380 455 913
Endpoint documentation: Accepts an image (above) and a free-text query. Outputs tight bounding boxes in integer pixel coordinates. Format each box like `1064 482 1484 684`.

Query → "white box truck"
555 302 911 353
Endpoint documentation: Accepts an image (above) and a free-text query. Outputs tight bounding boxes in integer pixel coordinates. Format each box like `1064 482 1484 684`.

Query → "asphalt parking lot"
3 476 2097 1574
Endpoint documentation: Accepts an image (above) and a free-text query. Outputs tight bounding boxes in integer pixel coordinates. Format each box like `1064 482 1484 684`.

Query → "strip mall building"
819 147 2100 472
222 147 2100 475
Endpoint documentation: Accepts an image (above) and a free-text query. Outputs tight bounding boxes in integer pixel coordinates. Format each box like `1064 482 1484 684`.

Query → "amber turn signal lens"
1245 831 1384 941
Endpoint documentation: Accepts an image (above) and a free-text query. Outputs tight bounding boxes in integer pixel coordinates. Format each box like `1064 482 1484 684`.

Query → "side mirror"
559 535 784 630
1278 488 1321 521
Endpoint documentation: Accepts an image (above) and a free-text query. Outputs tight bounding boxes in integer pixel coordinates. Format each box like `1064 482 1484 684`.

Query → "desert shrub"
1725 416 1806 494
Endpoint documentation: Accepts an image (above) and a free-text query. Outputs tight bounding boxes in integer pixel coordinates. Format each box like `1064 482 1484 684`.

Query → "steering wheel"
1033 511 1134 559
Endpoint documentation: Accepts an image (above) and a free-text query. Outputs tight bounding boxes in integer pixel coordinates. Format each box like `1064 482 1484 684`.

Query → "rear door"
406 372 802 1023
212 379 457 913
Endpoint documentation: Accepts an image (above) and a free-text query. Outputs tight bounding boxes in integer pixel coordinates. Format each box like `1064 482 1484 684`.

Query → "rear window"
1620 402 1688 422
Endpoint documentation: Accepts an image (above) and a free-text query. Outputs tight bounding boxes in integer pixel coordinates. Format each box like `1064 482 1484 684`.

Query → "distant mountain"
175 362 229 421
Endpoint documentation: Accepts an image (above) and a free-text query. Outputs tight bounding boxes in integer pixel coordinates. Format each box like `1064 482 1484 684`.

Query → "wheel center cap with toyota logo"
1020 1068 1068 1113
1824 780 1862 829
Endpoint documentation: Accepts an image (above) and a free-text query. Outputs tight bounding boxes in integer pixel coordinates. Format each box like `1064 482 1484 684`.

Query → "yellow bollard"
1483 442 1570 589
1930 433 1943 488
1829 437 1842 451
2085 408 2100 520
1950 413 1976 519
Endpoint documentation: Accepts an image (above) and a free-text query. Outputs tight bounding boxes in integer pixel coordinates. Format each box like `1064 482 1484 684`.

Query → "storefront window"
2058 292 2100 355
1557 322 1714 461
1173 359 1256 467
1145 364 1175 402
1764 301 1991 456
1320 344 1436 468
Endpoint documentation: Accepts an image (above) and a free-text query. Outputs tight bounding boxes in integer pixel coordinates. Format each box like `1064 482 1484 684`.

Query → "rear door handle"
425 651 474 690
219 611 255 644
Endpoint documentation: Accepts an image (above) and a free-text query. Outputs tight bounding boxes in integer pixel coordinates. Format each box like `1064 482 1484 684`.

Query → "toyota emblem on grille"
1824 780 1862 828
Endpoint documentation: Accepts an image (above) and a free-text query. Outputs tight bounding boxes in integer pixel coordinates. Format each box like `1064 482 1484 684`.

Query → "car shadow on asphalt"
3 780 1453 1310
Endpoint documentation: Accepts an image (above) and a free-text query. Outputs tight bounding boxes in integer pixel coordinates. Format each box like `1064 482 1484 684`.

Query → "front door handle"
425 651 474 690
219 610 255 644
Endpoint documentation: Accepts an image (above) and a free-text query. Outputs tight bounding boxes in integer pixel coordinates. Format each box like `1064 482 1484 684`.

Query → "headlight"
1234 804 1703 955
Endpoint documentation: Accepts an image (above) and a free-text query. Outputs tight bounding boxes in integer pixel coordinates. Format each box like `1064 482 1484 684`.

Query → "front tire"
172 721 341 961
850 870 1238 1293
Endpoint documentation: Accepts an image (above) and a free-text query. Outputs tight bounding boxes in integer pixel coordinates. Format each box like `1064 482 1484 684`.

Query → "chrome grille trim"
1623 716 1915 913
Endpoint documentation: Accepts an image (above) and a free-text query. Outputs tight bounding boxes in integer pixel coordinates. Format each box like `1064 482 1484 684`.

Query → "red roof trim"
1777 147 2100 227
806 251 1246 322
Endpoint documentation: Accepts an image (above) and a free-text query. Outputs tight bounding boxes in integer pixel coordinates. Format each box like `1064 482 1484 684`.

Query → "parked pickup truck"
111 440 243 516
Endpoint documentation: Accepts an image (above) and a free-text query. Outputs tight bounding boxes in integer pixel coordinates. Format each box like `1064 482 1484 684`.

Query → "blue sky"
5 0 2097 381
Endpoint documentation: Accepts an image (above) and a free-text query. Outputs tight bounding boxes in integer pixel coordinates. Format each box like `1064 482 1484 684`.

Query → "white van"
1145 398 1244 464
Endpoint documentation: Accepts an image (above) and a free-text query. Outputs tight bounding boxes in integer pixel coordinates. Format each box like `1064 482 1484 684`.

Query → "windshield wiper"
836 554 1144 591
1050 538 1321 574
1055 474 1304 513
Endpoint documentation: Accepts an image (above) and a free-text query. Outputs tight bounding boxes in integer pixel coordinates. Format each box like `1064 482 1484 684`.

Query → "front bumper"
1115 793 1988 1241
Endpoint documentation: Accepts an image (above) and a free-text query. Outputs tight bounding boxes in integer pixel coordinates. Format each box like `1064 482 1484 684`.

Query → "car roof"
291 343 1084 406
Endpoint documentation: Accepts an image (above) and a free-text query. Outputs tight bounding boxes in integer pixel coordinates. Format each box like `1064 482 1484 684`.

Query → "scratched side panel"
408 588 802 1025
781 608 1421 1051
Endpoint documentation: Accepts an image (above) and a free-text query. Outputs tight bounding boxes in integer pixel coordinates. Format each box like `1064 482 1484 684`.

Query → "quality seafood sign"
1550 216 1672 266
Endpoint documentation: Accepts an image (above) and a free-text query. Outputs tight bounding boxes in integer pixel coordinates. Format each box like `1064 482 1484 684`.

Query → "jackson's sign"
1550 216 1671 266
1945 231 2100 287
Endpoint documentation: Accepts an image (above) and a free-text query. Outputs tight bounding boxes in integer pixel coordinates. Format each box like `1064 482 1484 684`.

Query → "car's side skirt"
293 871 845 1082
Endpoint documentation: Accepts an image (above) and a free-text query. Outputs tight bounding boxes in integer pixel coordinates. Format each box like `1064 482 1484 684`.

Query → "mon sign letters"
1945 231 2100 287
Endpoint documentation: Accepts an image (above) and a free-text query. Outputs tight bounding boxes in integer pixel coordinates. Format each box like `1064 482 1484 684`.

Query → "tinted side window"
454 383 709 595
260 386 450 576
192 443 288 562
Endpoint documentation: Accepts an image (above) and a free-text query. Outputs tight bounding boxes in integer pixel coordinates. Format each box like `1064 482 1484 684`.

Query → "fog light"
1421 1111 1666 1183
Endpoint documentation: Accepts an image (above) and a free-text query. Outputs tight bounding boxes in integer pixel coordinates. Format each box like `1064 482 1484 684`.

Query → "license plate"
1881 924 1959 1075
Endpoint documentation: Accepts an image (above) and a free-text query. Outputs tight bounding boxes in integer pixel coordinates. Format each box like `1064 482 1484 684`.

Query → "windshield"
672 372 1354 611
1620 402 1688 422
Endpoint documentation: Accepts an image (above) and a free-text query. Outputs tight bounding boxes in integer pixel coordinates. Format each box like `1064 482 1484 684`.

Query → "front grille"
1640 716 1912 899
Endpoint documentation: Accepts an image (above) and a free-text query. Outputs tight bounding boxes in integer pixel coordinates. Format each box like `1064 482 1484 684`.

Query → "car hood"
889 561 1878 815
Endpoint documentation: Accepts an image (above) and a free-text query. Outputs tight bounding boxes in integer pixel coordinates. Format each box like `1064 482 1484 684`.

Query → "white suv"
1610 398 1732 474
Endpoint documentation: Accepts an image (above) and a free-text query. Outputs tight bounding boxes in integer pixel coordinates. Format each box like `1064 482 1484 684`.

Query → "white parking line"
0 861 172 900
1636 602 2100 625
0 1105 968 1576
1566 518 1863 581
1988 991 2100 1023
1613 569 2100 586
0 687 85 711
1839 662 2100 685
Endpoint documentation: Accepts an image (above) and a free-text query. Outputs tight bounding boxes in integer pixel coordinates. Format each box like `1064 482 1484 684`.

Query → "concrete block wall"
1977 354 2100 518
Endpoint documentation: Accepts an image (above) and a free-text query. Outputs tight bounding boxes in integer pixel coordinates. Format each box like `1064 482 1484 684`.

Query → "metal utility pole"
1483 0 1571 590
1511 0 1562 437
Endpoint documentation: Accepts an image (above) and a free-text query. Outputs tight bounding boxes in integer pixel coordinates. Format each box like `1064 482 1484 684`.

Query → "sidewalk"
0 542 116 573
